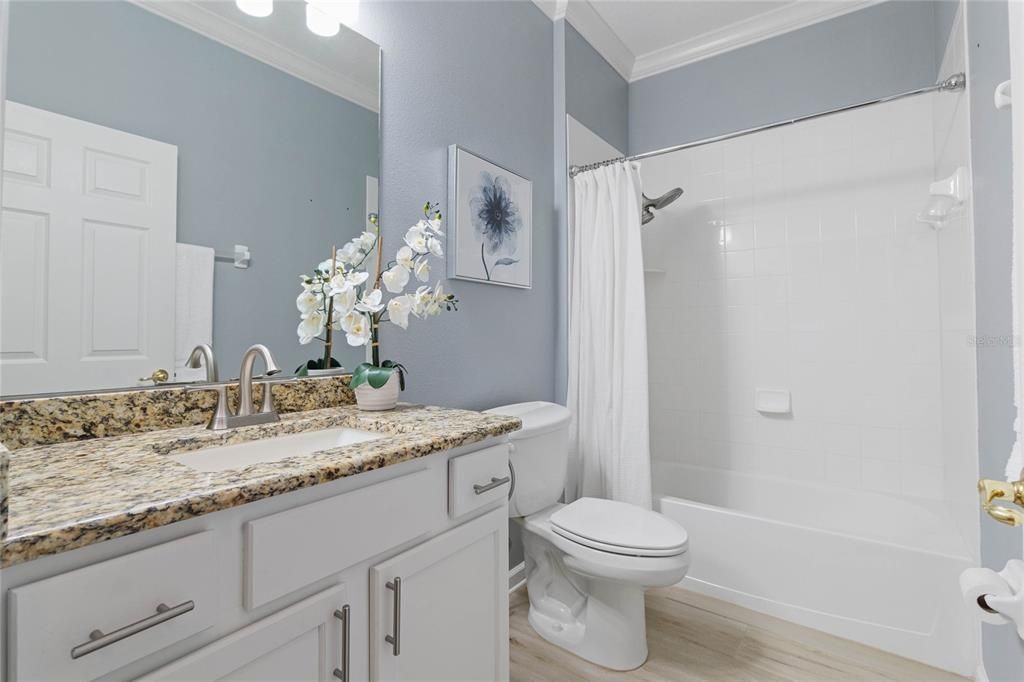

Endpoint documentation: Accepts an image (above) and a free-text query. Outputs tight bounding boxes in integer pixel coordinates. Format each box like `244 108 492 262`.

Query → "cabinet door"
139 585 350 682
370 508 508 682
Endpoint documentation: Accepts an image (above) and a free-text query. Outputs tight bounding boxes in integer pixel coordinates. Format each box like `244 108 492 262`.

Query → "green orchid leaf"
365 366 394 389
350 362 373 389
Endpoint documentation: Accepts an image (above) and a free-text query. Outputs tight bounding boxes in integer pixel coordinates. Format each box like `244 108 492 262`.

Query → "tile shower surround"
642 93 960 501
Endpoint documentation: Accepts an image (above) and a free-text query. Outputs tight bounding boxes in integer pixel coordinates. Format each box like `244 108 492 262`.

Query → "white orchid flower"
340 311 372 346
346 270 369 286
387 295 414 330
427 236 444 257
355 288 385 313
412 285 432 318
317 259 336 275
296 290 322 314
328 272 349 296
297 310 326 344
428 217 444 236
413 257 431 282
338 241 362 265
396 246 415 270
404 224 429 254
425 282 447 316
332 284 357 317
358 231 377 250
382 264 410 293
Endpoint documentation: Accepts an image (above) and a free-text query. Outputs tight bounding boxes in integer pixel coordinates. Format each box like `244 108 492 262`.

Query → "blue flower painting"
448 145 533 288
469 172 522 280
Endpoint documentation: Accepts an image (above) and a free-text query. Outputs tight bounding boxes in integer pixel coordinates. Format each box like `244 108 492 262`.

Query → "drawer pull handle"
70 600 195 659
385 577 401 656
332 604 350 681
473 476 511 495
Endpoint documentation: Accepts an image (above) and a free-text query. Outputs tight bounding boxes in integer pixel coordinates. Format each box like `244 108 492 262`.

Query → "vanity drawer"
8 532 221 682
245 468 443 609
449 443 511 519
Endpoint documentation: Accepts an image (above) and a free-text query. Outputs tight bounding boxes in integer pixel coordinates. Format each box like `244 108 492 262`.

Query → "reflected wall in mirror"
1 0 380 396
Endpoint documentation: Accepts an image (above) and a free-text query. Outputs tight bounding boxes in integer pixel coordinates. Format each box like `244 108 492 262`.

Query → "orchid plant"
296 202 457 390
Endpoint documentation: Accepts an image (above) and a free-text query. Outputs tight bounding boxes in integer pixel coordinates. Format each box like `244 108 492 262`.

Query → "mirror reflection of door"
1 103 178 395
0 0 381 397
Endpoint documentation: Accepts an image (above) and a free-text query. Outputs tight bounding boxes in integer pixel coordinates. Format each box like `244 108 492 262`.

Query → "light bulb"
305 1 340 37
236 0 273 18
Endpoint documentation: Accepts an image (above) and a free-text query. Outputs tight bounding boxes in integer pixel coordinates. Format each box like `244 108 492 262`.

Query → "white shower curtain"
567 161 652 510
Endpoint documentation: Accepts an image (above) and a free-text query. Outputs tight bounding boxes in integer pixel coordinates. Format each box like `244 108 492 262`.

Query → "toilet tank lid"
485 401 571 439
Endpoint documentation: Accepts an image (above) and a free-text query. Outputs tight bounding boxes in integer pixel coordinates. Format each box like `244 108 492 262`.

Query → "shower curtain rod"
568 72 967 178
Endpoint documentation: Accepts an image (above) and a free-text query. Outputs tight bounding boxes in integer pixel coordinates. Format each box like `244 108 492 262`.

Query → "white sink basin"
170 427 384 473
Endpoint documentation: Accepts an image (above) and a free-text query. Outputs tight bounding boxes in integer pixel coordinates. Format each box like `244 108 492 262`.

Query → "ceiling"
536 0 881 81
131 0 380 111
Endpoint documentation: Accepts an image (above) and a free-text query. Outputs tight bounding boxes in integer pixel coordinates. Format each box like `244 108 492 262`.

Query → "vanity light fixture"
305 1 340 37
235 0 273 18
304 0 360 37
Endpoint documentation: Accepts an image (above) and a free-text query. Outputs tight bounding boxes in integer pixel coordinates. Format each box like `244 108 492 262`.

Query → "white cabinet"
138 585 350 682
369 508 508 682
3 439 511 682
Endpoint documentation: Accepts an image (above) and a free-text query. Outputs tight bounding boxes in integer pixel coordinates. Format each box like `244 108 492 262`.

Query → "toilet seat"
549 498 688 557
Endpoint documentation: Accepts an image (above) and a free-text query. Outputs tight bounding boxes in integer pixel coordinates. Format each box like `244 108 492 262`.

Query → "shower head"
643 188 683 211
640 187 683 225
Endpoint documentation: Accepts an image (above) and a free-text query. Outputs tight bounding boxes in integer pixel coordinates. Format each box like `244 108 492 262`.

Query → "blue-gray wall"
628 1 947 155
966 0 1020 677
353 1 556 409
7 0 379 374
565 21 628 154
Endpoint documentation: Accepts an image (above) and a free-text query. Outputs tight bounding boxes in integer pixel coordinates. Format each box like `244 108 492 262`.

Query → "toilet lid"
549 498 688 557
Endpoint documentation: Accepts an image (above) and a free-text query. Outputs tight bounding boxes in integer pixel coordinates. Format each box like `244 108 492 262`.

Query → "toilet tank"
486 401 571 518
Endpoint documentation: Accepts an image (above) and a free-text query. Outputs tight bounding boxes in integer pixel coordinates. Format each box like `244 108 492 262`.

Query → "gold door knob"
979 478 1024 526
140 369 170 384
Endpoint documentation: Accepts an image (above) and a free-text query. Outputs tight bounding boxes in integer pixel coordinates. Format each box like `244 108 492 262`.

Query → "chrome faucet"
237 344 281 418
188 344 288 430
186 344 218 382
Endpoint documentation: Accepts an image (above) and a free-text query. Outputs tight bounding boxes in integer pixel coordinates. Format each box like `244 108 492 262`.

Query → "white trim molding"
562 0 633 81
534 0 883 83
630 0 882 81
127 0 379 112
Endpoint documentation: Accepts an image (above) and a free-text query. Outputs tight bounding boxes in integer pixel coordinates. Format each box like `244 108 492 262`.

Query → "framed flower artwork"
447 145 533 288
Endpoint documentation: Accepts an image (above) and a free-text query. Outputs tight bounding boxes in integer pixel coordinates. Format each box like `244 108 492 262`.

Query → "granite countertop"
3 404 521 567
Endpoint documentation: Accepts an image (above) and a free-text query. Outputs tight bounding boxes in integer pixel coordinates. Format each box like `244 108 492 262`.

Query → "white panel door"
370 508 508 682
1 101 177 395
138 585 348 682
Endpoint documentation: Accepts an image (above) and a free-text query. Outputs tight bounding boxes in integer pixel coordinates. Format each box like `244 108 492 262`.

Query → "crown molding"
534 0 884 84
563 0 634 81
531 0 567 21
127 0 379 112
630 0 884 81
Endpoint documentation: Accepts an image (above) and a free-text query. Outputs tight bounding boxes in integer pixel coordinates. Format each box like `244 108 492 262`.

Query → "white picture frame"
447 145 532 288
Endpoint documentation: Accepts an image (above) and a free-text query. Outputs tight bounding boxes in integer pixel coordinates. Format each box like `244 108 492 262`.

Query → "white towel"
174 243 214 382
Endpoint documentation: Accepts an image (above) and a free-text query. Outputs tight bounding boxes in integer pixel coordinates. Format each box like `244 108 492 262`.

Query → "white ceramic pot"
354 371 401 411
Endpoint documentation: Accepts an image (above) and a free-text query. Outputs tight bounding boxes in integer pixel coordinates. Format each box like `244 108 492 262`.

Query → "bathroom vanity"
0 401 520 681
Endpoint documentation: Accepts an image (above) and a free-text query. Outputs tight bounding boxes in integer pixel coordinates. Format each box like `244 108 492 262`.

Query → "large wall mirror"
1 0 380 396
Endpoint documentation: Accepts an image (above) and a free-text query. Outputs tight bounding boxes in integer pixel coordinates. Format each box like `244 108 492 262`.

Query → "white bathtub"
653 461 977 676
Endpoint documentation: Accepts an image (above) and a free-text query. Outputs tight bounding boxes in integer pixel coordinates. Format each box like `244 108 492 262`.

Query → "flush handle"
979 478 1024 526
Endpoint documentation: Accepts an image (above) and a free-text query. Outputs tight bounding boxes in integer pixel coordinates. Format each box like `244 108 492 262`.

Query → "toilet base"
523 524 651 671
526 578 649 671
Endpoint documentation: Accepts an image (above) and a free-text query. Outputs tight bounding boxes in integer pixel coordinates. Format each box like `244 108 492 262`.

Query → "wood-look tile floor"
510 586 968 681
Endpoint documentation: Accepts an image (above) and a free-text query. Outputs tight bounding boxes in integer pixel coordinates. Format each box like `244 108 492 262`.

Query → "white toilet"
487 401 690 671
